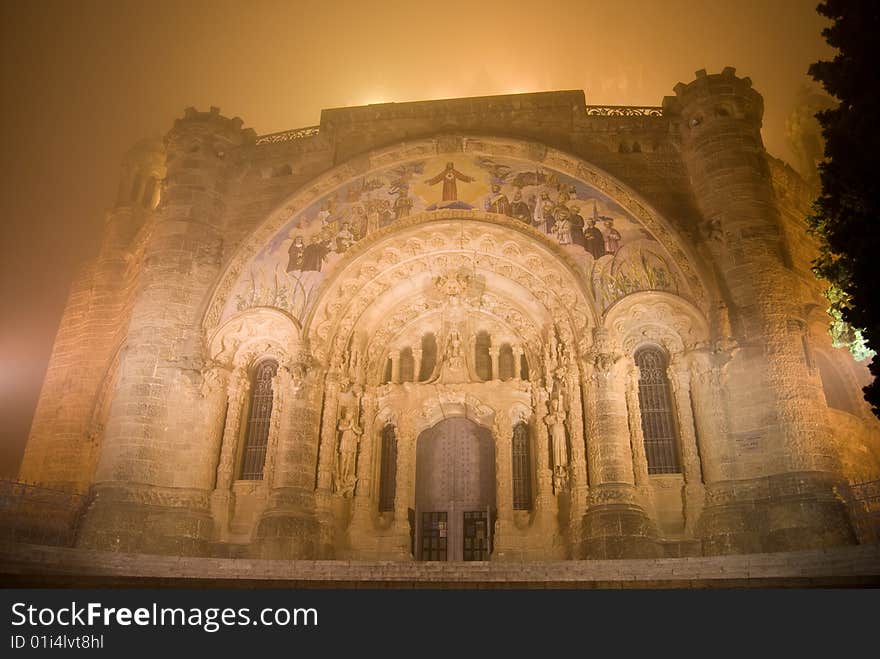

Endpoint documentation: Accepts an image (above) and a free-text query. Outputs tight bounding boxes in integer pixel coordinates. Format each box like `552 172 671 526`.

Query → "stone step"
1 541 878 588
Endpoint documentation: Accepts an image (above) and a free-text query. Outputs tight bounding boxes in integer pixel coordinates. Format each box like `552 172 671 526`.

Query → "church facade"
18 68 880 562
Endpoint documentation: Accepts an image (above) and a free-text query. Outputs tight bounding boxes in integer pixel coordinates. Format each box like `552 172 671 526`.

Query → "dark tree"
808 0 880 417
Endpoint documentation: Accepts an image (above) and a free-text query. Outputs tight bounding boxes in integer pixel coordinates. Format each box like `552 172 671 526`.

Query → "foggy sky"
0 0 833 477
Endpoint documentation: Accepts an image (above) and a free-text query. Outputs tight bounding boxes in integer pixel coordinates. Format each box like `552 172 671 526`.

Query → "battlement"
663 67 764 124
171 106 257 145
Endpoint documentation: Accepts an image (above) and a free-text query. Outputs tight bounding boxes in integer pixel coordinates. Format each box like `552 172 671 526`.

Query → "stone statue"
335 406 363 496
545 395 569 491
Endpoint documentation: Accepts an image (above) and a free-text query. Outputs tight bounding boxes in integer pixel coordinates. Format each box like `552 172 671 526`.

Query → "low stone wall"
1 542 877 588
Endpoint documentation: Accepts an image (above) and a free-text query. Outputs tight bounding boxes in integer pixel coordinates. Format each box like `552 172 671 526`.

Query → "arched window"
399 347 415 382
239 359 279 480
512 421 532 510
520 353 530 381
378 424 398 512
816 352 855 414
419 333 437 381
634 346 681 474
475 331 492 381
498 343 515 381
382 356 393 384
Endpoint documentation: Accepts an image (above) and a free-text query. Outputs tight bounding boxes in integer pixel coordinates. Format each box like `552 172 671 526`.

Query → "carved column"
566 372 589 542
531 389 559 541
512 346 523 380
263 366 292 491
624 364 651 490
688 353 730 484
349 392 379 537
252 360 322 560
581 341 658 559
214 367 249 492
489 347 500 381
491 412 515 559
315 374 341 495
390 350 401 384
390 414 416 559
668 358 706 536
210 366 248 539
200 364 232 489
412 349 423 383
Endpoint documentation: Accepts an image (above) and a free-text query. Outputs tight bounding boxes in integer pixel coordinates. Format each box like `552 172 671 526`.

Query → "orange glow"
0 0 834 477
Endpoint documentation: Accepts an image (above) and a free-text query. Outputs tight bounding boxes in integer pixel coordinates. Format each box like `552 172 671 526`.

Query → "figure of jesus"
425 162 474 202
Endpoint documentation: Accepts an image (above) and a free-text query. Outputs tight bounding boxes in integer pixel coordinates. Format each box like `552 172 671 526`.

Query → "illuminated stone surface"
15 71 880 565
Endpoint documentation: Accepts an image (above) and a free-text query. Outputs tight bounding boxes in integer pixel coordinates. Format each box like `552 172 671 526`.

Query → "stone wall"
18 71 880 564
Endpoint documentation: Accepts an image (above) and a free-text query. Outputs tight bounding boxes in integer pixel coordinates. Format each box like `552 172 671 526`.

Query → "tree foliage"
807 0 880 417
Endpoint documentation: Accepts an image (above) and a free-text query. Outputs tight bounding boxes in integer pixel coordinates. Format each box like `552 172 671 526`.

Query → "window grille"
634 346 681 474
239 360 278 480
511 422 532 509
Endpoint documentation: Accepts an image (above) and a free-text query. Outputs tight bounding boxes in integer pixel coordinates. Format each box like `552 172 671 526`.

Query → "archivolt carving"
415 388 497 433
307 215 596 367
604 292 709 356
208 307 300 368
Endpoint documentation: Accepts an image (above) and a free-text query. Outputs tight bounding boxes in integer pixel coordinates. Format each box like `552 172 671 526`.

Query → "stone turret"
666 68 855 553
77 108 255 555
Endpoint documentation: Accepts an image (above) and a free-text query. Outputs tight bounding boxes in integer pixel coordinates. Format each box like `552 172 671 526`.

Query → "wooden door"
415 417 495 561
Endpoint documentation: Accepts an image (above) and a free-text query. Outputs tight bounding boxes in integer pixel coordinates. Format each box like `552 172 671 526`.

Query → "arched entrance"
415 417 495 561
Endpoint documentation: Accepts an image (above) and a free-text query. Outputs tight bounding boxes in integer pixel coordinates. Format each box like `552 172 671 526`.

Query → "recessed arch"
306 213 598 370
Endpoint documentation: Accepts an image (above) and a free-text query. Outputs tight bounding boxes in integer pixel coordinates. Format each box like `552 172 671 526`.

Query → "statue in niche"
445 328 464 364
335 406 363 496
435 326 469 383
545 395 569 492
543 326 569 390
